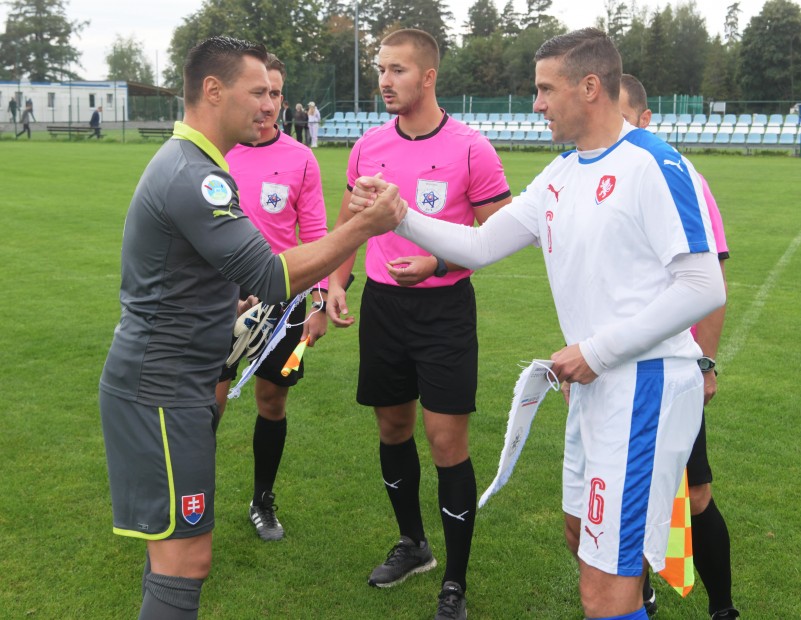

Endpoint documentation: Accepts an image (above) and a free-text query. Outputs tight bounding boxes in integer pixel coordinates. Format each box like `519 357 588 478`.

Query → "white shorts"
562 358 703 576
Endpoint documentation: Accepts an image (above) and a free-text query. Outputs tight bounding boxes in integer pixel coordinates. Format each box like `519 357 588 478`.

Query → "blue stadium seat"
344 111 356 121
767 114 783 126
762 133 778 145
698 132 715 144
708 114 722 125
656 131 669 142
538 129 552 142
462 113 475 123
714 133 730 145
737 114 752 124
779 132 798 145
650 113 662 125
498 130 512 141
500 113 513 122
722 114 737 124
488 113 501 122
678 114 692 124
475 113 488 122
486 129 499 140
355 112 368 122
663 113 677 124
367 111 379 122
379 112 391 122
526 113 541 123
524 130 539 142
784 113 799 126
730 132 746 145
683 132 699 145
333 111 345 122
692 114 707 124
512 130 526 142
513 113 527 122
746 132 763 145
753 113 768 125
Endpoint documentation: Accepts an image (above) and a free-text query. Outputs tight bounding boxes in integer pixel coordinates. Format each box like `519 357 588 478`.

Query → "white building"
1 79 128 123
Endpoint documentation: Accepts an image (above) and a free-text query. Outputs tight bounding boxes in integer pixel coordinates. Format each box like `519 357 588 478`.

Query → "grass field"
1 140 799 619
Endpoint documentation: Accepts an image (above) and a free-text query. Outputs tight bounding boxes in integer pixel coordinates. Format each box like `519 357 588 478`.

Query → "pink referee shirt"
227 128 328 289
692 173 728 339
347 113 511 288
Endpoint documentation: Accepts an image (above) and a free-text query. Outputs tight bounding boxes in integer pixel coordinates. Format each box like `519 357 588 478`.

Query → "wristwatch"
433 256 448 278
311 300 327 312
697 356 716 373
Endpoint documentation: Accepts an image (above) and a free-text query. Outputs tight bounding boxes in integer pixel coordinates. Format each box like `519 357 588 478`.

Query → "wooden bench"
46 125 94 139
138 127 173 140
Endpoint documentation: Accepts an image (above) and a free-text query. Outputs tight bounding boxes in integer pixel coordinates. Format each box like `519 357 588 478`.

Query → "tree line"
1 0 800 105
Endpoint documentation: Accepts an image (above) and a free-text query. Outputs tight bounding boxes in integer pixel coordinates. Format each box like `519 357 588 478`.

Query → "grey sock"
139 573 203 620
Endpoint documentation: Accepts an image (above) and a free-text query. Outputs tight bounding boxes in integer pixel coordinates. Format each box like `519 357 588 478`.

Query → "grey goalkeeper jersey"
100 122 289 407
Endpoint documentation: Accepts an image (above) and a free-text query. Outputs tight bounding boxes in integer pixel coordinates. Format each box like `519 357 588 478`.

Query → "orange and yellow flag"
658 468 694 597
281 336 310 377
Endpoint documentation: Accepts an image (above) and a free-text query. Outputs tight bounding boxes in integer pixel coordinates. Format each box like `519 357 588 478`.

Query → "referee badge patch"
181 493 205 526
201 174 233 206
416 179 447 215
260 182 290 214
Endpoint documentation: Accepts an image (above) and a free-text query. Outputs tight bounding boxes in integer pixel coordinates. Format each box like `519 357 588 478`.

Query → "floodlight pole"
354 1 359 113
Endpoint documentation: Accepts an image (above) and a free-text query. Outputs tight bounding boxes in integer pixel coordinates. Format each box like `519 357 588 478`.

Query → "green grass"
1 141 800 618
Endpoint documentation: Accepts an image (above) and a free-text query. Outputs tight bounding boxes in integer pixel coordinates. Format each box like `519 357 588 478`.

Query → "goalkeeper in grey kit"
98 36 406 620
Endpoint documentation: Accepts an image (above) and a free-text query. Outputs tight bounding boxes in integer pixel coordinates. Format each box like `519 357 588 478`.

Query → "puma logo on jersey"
663 158 684 172
546 184 564 202
584 525 604 548
441 507 469 522
383 478 402 489
212 205 238 219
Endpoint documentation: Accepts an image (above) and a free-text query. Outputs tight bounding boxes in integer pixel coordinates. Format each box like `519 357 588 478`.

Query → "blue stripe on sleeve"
618 358 663 575
624 130 710 253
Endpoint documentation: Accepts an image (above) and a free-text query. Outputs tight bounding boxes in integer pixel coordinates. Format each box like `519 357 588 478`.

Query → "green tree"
499 0 521 36
164 0 324 92
523 0 556 30
739 0 801 101
358 0 453 54
105 34 155 84
616 9 649 80
702 34 740 101
671 2 708 94
0 0 87 81
724 2 742 45
602 0 630 43
503 21 565 94
438 31 507 96
640 8 675 96
465 0 499 39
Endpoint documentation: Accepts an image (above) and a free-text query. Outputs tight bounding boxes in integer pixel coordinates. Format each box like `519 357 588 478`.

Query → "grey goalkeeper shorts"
99 390 219 540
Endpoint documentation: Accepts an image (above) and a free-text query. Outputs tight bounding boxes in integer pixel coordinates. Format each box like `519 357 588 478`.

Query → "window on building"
48 93 56 108
106 93 113 105
89 94 96 108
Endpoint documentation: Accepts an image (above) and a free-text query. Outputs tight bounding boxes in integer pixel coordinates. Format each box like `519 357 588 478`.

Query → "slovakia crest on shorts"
595 175 616 204
416 179 447 215
182 493 205 526
260 182 289 214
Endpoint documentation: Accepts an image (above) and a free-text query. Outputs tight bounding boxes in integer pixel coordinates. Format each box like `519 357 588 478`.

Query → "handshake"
348 173 404 222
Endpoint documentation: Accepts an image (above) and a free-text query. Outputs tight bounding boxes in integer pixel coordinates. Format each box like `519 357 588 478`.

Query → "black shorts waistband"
365 276 472 299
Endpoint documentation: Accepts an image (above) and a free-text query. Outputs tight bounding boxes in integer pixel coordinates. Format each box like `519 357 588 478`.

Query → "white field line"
718 226 801 368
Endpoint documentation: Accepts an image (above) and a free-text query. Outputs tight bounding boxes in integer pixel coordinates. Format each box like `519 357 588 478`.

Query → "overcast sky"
0 0 772 82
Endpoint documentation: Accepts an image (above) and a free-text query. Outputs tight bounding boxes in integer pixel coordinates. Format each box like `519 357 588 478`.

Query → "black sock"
691 498 734 614
437 458 477 592
642 571 652 599
379 437 424 543
253 416 287 503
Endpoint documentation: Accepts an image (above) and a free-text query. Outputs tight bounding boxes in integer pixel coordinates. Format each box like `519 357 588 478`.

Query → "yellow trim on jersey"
172 121 229 172
278 254 290 299
112 407 177 540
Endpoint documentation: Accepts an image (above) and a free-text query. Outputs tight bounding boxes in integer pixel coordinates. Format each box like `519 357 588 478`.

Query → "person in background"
216 53 329 543
89 105 103 139
15 103 31 139
293 102 308 144
619 73 738 620
280 99 293 135
307 101 321 147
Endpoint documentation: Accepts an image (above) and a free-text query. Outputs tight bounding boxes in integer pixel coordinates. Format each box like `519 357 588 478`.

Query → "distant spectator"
16 104 32 139
280 100 293 135
25 98 35 122
307 101 321 148
89 105 103 139
294 102 308 144
8 98 17 123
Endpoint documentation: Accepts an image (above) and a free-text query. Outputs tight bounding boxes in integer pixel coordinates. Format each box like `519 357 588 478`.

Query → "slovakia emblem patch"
416 179 447 215
595 175 616 205
182 493 205 526
260 182 290 214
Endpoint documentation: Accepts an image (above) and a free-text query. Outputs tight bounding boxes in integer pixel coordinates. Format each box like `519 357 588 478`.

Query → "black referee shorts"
686 410 713 486
357 278 477 414
218 299 307 387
